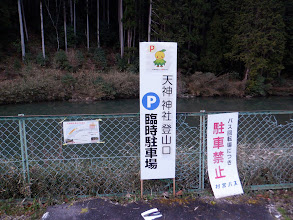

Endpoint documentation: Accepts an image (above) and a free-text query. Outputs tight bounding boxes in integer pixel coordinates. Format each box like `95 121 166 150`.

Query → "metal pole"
173 178 175 196
199 112 203 189
141 180 143 198
18 118 26 182
22 119 30 184
201 110 206 189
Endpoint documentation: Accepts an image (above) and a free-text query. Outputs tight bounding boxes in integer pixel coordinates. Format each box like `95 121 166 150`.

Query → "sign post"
207 112 243 198
140 42 177 196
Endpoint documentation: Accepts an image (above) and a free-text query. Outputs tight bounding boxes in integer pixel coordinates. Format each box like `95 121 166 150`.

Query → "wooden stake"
141 180 143 198
173 178 175 196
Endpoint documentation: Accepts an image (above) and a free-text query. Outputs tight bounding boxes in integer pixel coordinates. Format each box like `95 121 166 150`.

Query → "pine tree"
226 0 286 94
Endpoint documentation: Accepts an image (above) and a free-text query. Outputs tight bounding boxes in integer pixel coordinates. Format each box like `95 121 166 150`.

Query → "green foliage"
92 48 108 71
115 54 128 72
61 73 76 86
13 59 21 71
93 76 116 99
12 40 22 53
54 50 71 70
127 58 139 73
152 0 212 74
36 53 49 67
199 13 225 73
246 75 273 96
227 0 286 79
283 0 293 75
0 0 292 97
75 50 85 67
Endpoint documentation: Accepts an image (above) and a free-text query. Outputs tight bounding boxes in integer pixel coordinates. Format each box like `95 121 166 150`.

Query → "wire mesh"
0 111 292 199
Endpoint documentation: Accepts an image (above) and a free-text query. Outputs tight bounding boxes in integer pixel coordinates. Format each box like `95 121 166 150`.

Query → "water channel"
0 96 292 116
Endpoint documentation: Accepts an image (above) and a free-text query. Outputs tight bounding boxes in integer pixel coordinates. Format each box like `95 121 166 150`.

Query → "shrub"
115 54 128 71
61 73 76 86
92 48 108 71
246 75 267 96
101 71 139 98
36 53 49 66
187 72 245 97
54 50 71 70
127 57 139 73
75 50 85 67
13 59 21 71
93 76 116 99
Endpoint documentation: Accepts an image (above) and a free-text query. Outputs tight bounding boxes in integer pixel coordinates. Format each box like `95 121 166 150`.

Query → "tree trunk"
147 0 152 42
40 0 45 59
243 67 250 82
87 0 90 50
107 0 109 27
102 0 106 21
73 0 76 37
64 0 67 52
133 28 136 48
21 0 29 42
118 0 124 58
97 0 100 47
18 0 25 60
69 0 73 26
45 0 60 50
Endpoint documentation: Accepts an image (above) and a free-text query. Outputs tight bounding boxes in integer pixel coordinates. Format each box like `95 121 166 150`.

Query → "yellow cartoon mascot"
154 49 166 67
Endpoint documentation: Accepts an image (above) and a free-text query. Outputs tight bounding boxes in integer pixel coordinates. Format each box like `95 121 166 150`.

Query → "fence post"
18 115 27 183
18 114 30 195
200 110 206 190
23 120 30 183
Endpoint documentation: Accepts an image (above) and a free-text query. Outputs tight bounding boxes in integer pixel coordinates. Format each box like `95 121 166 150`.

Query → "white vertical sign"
140 42 177 180
207 112 243 198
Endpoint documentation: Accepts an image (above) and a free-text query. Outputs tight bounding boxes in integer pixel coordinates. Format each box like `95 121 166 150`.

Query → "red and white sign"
207 112 243 198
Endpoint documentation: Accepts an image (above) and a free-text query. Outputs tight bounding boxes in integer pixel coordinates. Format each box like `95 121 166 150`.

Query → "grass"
1 141 292 200
0 198 48 219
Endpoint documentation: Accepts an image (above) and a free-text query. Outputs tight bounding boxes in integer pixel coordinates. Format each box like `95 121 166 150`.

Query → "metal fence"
0 111 292 199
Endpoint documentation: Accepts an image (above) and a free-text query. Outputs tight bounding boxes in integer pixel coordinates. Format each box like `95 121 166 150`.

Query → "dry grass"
0 64 139 104
186 72 246 97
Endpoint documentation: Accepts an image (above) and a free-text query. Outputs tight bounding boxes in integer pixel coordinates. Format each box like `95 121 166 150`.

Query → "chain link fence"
0 111 292 199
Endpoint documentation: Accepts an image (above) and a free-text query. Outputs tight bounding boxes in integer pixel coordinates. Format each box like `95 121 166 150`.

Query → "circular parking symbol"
142 92 160 110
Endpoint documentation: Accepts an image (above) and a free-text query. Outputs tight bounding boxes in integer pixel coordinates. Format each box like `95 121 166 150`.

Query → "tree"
97 0 100 47
69 0 73 26
147 0 152 42
40 0 46 59
283 0 293 76
18 0 25 60
45 0 62 50
21 0 28 42
63 0 68 52
227 0 286 94
152 0 212 74
118 0 124 58
87 0 89 50
73 0 76 37
63 0 67 52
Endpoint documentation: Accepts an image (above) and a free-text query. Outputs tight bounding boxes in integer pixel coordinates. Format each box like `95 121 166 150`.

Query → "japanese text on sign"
140 42 177 180
207 112 243 198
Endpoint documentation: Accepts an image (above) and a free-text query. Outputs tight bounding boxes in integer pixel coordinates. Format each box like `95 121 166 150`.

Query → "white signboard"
140 42 177 180
63 120 100 144
207 112 243 198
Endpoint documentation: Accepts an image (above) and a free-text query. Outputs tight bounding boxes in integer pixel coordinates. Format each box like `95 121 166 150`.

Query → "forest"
0 0 292 103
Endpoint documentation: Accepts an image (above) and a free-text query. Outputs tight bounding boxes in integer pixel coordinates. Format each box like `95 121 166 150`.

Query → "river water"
0 96 292 116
